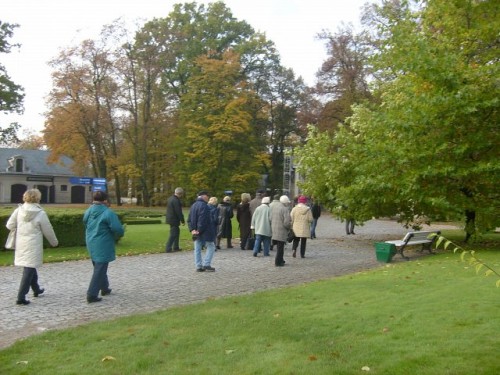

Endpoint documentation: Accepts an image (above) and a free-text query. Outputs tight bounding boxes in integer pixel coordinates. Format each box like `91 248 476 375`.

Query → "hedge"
1 211 126 250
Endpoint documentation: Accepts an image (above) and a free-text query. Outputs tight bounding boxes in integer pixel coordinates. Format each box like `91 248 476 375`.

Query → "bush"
1 210 127 249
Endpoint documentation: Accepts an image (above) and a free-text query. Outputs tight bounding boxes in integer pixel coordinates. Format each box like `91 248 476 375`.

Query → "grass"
0 251 499 374
1 208 499 373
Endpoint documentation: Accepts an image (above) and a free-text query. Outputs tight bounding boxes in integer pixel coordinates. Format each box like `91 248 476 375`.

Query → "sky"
1 0 368 134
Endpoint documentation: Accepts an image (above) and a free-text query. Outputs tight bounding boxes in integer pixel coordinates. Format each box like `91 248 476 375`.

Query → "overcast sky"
1 0 368 134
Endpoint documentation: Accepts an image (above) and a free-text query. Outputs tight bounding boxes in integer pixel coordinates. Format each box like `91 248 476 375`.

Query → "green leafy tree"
0 21 24 144
178 50 262 195
296 0 500 236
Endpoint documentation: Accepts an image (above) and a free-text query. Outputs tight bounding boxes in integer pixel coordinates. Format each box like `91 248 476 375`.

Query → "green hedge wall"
1 212 126 250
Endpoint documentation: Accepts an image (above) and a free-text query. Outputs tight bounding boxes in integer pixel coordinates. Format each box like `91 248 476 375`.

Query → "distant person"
346 218 356 235
84 191 125 303
251 196 272 257
269 194 281 251
310 198 321 239
236 193 252 250
249 189 264 217
165 187 185 252
271 195 292 267
7 189 58 305
290 195 313 258
187 191 216 272
216 196 234 249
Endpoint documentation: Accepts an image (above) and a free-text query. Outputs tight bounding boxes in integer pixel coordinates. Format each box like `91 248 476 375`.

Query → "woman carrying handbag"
6 189 58 305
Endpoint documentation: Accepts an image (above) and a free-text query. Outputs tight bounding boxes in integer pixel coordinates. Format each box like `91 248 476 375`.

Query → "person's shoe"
16 299 30 305
301 255 305 258
196 267 206 272
173 248 182 252
216 245 221 250
101 288 112 296
87 296 102 303
292 250 296 258
275 263 285 267
34 288 45 297
203 265 216 272
253 253 257 257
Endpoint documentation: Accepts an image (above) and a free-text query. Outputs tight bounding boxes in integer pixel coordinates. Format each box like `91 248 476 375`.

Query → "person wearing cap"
290 195 313 258
271 195 292 266
187 191 217 272
250 196 272 257
216 195 234 249
165 187 185 253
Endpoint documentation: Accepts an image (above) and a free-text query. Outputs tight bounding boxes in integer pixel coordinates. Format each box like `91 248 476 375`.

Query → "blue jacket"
83 203 124 263
188 198 216 242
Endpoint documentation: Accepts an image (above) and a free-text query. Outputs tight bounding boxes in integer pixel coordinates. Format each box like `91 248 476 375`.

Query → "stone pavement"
0 215 457 349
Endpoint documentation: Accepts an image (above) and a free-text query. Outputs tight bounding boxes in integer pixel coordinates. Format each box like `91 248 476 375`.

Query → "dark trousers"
17 267 41 301
275 241 285 265
166 225 180 251
292 237 307 257
87 261 109 298
346 219 356 234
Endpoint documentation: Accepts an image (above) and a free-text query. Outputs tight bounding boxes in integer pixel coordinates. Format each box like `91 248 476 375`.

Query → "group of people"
6 189 124 305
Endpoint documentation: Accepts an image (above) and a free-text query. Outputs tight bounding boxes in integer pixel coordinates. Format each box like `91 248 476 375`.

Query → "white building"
0 148 92 204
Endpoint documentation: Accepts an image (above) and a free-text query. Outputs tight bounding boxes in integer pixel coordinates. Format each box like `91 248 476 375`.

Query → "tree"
315 25 373 132
0 21 24 144
178 50 262 195
44 25 124 202
296 0 500 236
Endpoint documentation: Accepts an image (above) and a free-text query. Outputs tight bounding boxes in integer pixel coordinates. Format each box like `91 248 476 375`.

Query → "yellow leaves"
225 349 237 354
361 366 371 371
101 356 116 362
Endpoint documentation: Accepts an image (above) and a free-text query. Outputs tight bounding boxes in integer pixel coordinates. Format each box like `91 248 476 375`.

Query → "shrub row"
1 212 126 249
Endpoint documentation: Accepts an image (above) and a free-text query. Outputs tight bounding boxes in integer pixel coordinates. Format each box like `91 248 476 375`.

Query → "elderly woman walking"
290 195 313 258
6 189 58 305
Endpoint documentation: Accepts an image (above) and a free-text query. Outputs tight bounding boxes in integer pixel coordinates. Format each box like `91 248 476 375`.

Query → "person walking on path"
188 191 217 272
216 196 234 249
310 198 321 239
165 187 186 252
271 195 292 266
84 191 125 303
236 193 252 250
6 188 58 305
290 195 313 258
251 196 272 257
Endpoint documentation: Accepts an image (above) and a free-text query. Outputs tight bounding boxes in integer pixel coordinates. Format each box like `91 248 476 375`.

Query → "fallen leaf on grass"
101 356 116 362
16 361 28 365
361 365 371 371
273 313 280 318
382 327 390 333
308 355 317 361
225 349 236 354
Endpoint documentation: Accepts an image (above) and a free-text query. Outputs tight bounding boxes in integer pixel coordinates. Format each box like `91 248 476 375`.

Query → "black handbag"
287 229 295 243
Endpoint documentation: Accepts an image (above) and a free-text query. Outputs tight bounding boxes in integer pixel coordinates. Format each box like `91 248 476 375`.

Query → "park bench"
385 230 441 260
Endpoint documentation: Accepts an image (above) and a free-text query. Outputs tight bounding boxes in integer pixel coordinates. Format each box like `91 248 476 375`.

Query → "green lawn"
1 209 499 374
0 249 499 374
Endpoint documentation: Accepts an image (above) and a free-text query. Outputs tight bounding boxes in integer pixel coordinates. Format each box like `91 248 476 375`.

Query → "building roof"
0 148 75 176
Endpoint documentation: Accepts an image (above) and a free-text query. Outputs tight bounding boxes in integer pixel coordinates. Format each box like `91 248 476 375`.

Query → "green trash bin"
374 242 396 263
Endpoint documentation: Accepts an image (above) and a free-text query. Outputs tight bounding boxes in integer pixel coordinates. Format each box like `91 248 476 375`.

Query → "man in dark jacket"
187 191 217 272
165 187 185 252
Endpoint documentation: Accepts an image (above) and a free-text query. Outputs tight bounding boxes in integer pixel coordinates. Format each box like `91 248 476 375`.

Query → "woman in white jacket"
6 189 58 305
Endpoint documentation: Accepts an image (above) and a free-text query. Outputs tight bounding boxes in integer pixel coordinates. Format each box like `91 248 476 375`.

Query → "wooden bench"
385 230 441 260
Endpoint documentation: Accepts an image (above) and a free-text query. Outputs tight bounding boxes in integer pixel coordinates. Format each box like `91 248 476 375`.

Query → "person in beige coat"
6 189 58 305
290 195 313 258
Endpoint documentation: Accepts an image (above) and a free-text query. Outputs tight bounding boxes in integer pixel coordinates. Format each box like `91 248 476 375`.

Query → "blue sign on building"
69 177 93 185
93 178 106 185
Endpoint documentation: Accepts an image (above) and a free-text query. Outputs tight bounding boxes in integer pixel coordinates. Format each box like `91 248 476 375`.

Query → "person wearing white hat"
250 196 272 257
